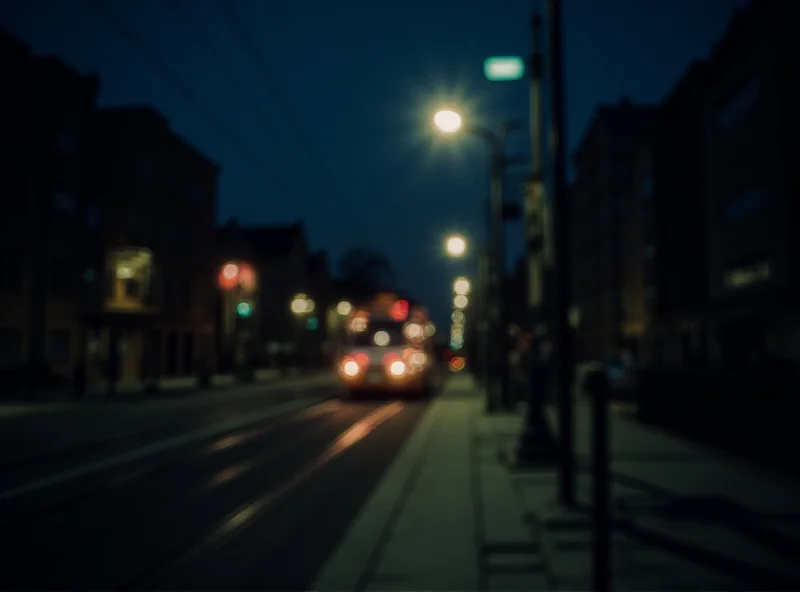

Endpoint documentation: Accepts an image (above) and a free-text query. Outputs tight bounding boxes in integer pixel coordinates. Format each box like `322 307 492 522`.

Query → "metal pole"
492 129 512 412
488 149 504 412
547 0 575 505
590 369 611 592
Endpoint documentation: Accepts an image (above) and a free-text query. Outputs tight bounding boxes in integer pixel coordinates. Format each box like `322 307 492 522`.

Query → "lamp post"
434 109 524 412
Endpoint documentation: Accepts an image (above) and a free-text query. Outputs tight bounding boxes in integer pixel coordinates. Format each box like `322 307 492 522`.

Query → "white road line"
0 397 330 503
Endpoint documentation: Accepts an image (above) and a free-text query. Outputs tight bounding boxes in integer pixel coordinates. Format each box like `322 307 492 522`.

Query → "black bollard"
515 358 558 466
586 368 611 592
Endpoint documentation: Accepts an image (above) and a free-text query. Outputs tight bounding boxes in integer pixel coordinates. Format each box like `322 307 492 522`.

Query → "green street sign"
484 56 525 81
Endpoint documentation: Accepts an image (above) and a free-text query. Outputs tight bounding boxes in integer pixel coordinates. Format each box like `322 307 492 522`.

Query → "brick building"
0 32 99 380
702 0 800 366
571 99 657 361
82 106 220 382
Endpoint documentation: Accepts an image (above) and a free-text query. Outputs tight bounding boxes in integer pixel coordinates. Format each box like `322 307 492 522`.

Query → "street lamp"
454 294 468 309
433 109 463 133
453 277 471 295
433 109 526 412
445 235 467 257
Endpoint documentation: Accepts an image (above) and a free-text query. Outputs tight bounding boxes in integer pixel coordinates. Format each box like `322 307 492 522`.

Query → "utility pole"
547 0 575 505
488 148 505 412
516 9 558 467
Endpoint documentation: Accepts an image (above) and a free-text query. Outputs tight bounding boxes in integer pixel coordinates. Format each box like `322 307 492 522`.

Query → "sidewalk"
0 371 336 467
312 374 800 591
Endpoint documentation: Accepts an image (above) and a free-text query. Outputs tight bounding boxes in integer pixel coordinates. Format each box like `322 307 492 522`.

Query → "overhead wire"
214 0 356 214
163 0 327 212
83 0 327 233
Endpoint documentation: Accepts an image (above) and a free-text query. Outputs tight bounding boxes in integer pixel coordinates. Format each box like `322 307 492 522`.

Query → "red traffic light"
390 299 409 321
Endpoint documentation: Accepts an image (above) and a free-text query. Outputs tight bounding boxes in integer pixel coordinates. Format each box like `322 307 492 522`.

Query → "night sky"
3 0 739 327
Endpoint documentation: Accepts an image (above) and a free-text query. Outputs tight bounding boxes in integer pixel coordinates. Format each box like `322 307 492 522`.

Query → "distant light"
291 293 308 314
453 277 471 295
236 301 252 317
307 316 319 330
116 265 134 280
304 299 315 313
424 323 436 337
222 263 238 280
452 311 465 323
337 301 352 316
433 109 462 133
374 330 391 346
389 360 406 376
445 235 467 257
390 299 409 321
404 323 423 340
454 294 468 309
484 56 525 81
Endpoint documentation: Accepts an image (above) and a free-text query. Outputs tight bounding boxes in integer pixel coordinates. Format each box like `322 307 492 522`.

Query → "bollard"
515 359 558 466
585 368 611 592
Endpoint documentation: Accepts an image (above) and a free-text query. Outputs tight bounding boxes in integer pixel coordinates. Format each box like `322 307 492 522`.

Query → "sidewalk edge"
311 398 444 592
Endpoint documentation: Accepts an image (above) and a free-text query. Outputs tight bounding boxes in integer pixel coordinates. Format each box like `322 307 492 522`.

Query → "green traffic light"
236 302 252 317
307 316 319 330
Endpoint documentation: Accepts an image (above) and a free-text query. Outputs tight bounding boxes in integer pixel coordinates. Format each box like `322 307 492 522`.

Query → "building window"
124 278 140 298
50 261 72 298
723 259 771 290
85 205 101 229
641 176 653 199
46 330 71 365
53 193 76 213
715 77 760 129
0 329 23 368
722 186 764 222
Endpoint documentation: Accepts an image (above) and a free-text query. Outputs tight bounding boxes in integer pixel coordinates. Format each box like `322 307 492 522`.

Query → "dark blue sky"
3 0 738 327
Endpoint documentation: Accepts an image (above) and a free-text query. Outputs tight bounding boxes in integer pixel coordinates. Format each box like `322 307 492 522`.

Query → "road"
0 385 430 591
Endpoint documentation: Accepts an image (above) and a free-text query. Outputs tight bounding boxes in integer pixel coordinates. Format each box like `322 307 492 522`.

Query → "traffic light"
236 301 253 317
307 316 319 330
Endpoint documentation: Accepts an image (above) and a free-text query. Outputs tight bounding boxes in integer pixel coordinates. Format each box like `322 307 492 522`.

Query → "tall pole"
548 0 575 505
526 13 546 325
488 147 504 412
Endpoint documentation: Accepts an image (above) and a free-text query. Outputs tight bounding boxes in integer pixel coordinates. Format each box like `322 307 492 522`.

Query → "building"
0 32 99 382
571 99 657 361
702 0 799 366
216 220 312 366
627 62 709 367
82 106 220 383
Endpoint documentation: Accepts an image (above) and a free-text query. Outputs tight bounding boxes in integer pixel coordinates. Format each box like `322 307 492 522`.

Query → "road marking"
126 401 405 590
0 397 332 503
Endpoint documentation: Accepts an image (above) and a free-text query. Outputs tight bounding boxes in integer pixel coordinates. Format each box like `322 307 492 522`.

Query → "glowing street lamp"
433 109 463 133
445 235 467 258
453 277 471 295
454 294 468 309
337 300 352 316
291 293 311 315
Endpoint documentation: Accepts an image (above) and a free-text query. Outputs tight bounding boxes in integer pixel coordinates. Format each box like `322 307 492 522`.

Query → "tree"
338 247 397 299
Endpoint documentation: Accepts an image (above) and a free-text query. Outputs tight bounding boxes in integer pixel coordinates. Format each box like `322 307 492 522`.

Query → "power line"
84 0 320 225
215 0 354 211
163 0 328 212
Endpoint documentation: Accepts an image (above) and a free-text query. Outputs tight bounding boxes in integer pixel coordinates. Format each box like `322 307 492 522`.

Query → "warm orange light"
450 357 466 372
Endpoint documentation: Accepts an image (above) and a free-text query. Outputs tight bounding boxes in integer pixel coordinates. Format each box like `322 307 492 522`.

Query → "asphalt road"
0 393 429 591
